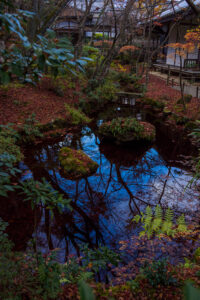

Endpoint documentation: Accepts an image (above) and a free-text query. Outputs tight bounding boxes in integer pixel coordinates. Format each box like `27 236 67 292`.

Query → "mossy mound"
59 147 98 180
65 104 92 125
99 117 156 144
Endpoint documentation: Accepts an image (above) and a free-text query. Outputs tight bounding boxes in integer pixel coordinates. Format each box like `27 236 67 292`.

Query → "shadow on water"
1 98 200 260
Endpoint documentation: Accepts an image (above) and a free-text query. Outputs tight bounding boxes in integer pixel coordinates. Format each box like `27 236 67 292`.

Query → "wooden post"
183 82 185 93
196 86 199 98
167 65 170 85
136 63 138 76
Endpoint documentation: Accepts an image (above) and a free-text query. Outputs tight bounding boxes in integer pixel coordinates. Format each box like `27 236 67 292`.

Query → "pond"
2 99 200 262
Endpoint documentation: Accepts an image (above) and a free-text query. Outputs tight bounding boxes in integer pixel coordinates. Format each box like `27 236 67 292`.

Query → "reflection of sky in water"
21 127 200 257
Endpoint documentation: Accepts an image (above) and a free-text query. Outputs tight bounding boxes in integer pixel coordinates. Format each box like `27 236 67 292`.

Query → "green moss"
99 117 156 143
65 104 91 125
59 147 98 180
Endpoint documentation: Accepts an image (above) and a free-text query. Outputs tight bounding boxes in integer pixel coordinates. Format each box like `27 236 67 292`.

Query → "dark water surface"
2 100 200 260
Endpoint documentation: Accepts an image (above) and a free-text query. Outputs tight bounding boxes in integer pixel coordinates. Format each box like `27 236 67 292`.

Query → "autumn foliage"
119 45 138 53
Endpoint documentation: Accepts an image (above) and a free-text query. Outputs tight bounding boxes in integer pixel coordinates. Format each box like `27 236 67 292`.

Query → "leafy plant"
0 10 90 85
61 257 93 284
141 259 177 287
99 117 155 143
184 282 200 300
19 178 71 213
0 153 21 197
133 205 189 238
0 219 62 300
19 113 43 143
81 244 120 273
78 280 96 300
0 126 23 162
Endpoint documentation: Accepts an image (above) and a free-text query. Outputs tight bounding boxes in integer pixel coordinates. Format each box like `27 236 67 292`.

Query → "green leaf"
184 282 200 300
0 71 10 85
78 280 95 300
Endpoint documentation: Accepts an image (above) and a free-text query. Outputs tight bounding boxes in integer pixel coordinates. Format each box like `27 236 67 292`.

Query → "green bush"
19 114 43 143
19 178 71 213
142 259 177 287
0 133 23 163
99 117 156 143
0 218 62 300
177 94 193 104
0 153 21 197
83 79 118 106
142 97 165 109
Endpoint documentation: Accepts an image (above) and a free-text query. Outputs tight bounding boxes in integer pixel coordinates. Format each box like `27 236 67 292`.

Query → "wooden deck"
153 63 200 80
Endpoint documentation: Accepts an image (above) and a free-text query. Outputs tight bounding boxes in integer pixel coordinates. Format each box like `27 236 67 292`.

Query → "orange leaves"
93 40 113 47
119 45 138 53
167 41 195 58
185 26 200 45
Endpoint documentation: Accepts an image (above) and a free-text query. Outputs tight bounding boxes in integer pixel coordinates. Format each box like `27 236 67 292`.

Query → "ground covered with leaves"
144 74 200 120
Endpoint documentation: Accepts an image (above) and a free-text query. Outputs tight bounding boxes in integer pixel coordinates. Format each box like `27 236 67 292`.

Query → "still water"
14 101 200 261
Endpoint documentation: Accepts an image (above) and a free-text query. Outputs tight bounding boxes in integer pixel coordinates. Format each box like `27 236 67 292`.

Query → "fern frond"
155 205 162 220
133 215 141 223
152 217 162 232
176 214 187 233
145 206 153 219
165 208 173 223
139 230 146 238
161 221 173 236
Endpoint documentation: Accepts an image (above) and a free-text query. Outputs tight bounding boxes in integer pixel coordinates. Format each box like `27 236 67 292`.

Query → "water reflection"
21 123 199 261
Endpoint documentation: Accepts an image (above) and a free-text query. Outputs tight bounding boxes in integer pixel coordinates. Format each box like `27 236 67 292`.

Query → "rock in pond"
99 117 156 144
59 147 98 180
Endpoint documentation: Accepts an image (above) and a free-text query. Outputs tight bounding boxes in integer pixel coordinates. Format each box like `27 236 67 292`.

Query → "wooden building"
152 6 200 79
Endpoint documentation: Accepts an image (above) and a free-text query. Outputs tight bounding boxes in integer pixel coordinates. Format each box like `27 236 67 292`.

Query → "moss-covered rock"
65 104 91 125
59 147 98 180
99 117 156 144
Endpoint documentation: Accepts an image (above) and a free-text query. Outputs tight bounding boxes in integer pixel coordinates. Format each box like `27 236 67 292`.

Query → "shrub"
19 114 43 143
82 45 100 58
99 117 156 143
0 153 22 197
0 132 23 163
142 97 165 109
142 259 177 287
81 244 120 273
177 94 193 104
0 218 62 300
19 178 71 213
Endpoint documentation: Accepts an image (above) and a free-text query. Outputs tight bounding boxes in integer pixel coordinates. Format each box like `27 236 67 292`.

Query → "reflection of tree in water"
22 125 200 260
